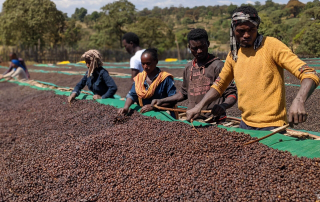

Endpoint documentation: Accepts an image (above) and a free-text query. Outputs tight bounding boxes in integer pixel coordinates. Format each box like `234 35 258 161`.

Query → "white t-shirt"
130 49 145 72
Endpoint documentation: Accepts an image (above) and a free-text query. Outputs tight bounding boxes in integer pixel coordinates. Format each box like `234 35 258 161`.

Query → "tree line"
1 0 320 57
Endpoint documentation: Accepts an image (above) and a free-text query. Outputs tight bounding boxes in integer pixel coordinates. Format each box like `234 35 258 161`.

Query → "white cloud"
246 0 254 4
217 0 233 5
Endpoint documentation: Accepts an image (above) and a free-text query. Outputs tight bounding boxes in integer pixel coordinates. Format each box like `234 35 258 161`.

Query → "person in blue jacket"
68 50 117 103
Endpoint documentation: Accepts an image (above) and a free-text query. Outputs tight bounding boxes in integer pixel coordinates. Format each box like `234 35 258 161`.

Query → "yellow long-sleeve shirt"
212 36 320 128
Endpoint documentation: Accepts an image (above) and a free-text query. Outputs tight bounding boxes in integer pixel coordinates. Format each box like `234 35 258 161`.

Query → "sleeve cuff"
72 90 80 97
301 74 320 86
211 85 223 96
126 93 135 101
227 94 237 100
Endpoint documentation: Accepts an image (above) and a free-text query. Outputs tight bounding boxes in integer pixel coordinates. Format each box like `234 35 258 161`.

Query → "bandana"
230 12 263 61
81 50 102 77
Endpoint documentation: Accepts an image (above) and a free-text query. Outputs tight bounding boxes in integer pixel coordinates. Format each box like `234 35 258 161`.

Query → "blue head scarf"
11 59 21 67
11 59 26 72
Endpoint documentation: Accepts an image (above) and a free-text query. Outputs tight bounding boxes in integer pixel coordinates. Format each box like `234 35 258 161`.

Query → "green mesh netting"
29 69 84 75
33 64 70 68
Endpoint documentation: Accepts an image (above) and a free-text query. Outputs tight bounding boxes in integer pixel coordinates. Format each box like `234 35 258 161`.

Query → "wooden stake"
244 124 289 146
154 105 211 113
191 122 201 135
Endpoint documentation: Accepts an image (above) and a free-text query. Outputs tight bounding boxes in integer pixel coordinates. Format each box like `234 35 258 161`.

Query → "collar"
253 34 264 50
192 54 215 68
144 67 161 84
87 66 103 77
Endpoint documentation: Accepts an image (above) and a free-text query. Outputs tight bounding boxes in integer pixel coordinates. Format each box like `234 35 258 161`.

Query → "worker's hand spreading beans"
118 108 129 115
186 106 201 122
93 95 102 100
68 93 76 103
140 104 153 113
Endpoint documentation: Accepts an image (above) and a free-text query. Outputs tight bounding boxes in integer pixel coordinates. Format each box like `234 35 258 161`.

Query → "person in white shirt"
122 32 145 81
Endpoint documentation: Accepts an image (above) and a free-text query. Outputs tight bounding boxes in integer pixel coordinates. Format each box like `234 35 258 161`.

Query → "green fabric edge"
1 79 320 159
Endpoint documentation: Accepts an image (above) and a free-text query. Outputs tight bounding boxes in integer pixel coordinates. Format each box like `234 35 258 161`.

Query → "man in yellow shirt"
186 6 319 130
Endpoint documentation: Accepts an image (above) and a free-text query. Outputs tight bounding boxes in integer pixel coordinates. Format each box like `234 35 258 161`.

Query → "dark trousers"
239 121 286 134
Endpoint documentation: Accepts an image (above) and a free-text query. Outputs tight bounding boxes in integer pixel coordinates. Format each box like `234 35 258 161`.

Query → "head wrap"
11 59 21 67
230 12 263 61
81 49 102 77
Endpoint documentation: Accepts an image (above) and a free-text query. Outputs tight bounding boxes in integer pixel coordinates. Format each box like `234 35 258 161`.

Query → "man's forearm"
221 96 237 109
195 88 221 110
295 78 316 102
160 92 186 103
123 97 134 110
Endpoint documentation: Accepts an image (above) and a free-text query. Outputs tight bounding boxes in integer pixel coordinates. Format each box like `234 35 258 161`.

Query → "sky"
0 0 312 16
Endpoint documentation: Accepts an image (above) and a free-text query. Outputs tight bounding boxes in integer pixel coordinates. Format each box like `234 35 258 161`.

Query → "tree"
265 0 275 8
71 7 88 22
90 11 101 22
182 17 193 25
61 20 82 48
270 10 284 24
303 7 320 19
128 17 175 51
175 28 189 48
94 0 136 48
285 0 305 17
227 4 238 16
296 23 320 56
255 1 261 8
0 0 65 49
207 11 213 19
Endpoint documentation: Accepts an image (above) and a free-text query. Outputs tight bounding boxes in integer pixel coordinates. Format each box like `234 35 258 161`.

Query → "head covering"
11 59 22 67
230 12 263 62
81 49 102 77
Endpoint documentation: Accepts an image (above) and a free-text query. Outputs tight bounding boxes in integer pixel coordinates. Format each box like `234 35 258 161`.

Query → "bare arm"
131 69 139 81
2 67 13 75
288 78 317 127
186 88 221 122
222 96 237 109
151 91 186 107
118 98 134 114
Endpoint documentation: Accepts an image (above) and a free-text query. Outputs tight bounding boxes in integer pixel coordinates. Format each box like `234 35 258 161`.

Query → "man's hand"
140 104 153 113
68 93 76 103
211 104 226 117
93 95 102 100
151 99 163 107
288 98 308 127
0 75 3 79
118 108 129 115
186 106 201 122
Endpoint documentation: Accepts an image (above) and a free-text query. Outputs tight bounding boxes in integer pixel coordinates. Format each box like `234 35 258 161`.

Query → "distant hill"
286 0 305 8
285 0 305 17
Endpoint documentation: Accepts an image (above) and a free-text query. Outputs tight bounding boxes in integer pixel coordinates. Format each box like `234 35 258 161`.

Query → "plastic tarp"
1 79 320 159
33 64 72 69
28 69 84 75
